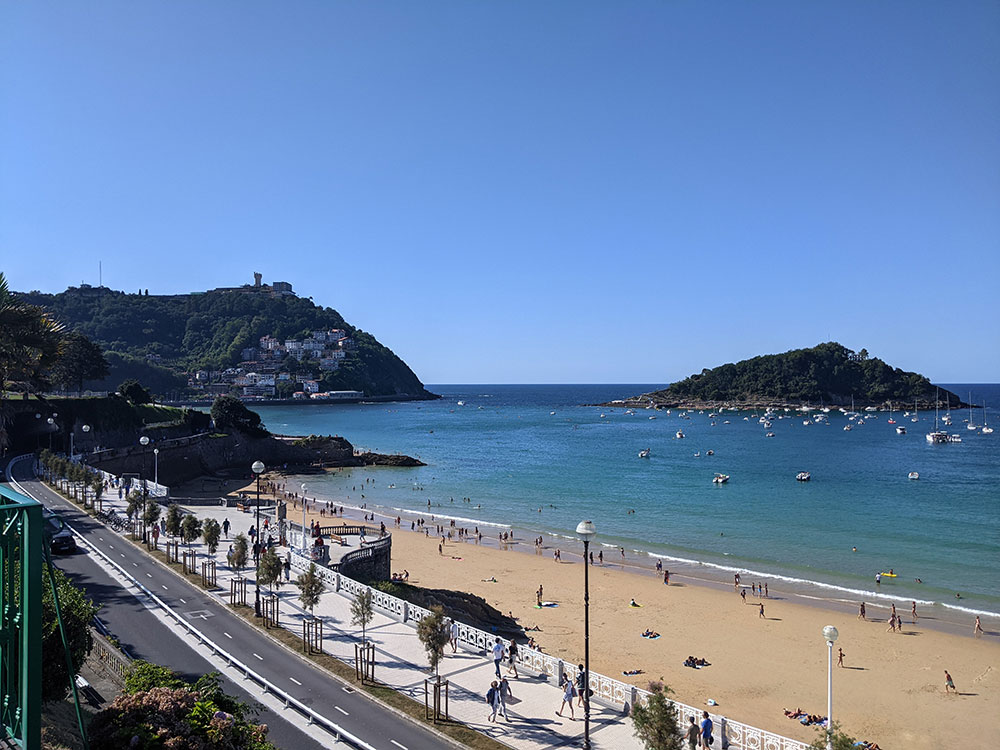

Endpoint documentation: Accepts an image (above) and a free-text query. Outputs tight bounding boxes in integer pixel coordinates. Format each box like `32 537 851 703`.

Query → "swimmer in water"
852 546 857 552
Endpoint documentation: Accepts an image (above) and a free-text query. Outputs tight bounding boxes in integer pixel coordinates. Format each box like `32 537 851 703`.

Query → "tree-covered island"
607 342 965 410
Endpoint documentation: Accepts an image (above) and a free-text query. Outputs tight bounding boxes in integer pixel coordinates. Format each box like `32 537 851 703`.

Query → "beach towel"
629 603 643 608
535 601 558 608
642 634 661 639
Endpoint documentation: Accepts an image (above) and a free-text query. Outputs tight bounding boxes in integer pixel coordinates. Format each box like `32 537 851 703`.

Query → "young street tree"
630 681 683 750
416 606 450 679
257 547 282 595
126 490 143 521
180 513 202 548
350 588 374 644
164 502 183 539
91 476 104 510
142 499 161 539
202 518 221 555
296 563 324 615
230 534 249 576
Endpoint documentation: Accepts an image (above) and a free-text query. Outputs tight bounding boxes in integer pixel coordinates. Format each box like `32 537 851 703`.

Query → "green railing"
0 483 42 750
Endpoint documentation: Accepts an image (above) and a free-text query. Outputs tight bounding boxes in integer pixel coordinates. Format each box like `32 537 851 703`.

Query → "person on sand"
859 602 866 620
911 601 918 623
944 670 956 694
837 647 845 667
975 616 984 638
556 674 576 720
887 614 896 633
759 603 765 618
598 550 603 564
686 716 700 750
630 598 640 607
700 711 714 749
741 589 747 604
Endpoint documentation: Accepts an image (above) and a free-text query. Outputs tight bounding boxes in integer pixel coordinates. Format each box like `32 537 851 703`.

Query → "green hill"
17 283 434 400
620 342 962 408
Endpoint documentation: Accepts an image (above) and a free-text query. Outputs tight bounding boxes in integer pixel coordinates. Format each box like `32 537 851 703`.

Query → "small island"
606 342 964 410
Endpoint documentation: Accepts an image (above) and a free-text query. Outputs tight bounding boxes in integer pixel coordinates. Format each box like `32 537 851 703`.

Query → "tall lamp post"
823 625 839 750
252 460 265 617
153 448 160 486
47 414 58 450
576 520 596 750
300 483 308 552
139 436 150 541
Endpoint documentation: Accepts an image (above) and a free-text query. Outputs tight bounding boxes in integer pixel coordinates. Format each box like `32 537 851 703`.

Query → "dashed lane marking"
224 632 232 639
179 598 186 604
161 585 168 591
253 653 263 661
289 677 302 686
391 741 408 750
146 573 152 578
335 706 349 716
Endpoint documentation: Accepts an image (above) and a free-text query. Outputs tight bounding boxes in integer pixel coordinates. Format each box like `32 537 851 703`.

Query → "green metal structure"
0 483 42 749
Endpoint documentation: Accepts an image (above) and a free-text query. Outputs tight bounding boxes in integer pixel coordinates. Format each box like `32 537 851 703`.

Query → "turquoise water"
252 384 1000 618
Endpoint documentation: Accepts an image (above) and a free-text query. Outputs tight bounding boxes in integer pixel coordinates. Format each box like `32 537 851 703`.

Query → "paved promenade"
180 500 641 749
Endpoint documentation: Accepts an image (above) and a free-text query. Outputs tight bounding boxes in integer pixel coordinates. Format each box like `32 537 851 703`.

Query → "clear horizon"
3 2 998 383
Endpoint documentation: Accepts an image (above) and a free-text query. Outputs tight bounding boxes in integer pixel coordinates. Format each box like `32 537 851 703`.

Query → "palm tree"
0 272 65 453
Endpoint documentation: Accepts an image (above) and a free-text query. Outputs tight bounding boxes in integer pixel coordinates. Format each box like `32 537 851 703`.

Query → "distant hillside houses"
188 327 355 398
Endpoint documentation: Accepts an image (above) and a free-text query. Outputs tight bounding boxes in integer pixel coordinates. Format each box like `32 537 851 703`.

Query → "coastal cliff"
608 342 964 410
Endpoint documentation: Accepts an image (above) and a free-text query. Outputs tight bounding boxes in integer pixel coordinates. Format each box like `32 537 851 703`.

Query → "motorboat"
908 472 919 480
765 432 775 438
925 431 949 444
694 452 701 457
712 473 729 484
457 401 465 406
706 450 714 455
638 448 650 459
675 430 685 439
896 426 906 435
843 425 852 431
949 434 963 443
796 471 811 482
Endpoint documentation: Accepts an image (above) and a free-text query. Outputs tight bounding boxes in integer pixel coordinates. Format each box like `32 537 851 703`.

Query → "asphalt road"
11 463 447 750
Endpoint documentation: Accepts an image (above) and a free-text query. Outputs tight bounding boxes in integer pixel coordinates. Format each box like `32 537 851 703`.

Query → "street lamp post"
81 424 90 457
252 460 265 617
300 483 308 552
153 448 159 486
576 520 596 750
823 625 839 750
47 417 55 450
139 436 150 541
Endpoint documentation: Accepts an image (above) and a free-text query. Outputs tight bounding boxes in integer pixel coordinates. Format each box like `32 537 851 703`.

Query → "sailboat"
967 392 978 430
942 395 952 426
926 388 950 444
911 398 919 422
983 401 994 434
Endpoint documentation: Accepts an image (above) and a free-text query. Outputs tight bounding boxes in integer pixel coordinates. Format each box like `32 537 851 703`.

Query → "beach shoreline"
176 470 1000 750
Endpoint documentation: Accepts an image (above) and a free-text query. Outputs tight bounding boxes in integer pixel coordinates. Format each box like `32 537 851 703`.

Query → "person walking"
498 676 513 720
222 517 230 539
283 553 291 582
859 602 866 620
700 711 714 749
449 619 459 653
759 603 765 618
686 716 701 750
944 670 957 694
974 616 984 638
575 663 586 708
556 674 576 720
486 681 501 722
506 639 519 677
837 647 845 667
492 637 506 678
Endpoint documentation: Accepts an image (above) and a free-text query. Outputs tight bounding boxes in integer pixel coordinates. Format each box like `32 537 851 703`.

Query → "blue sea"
252 384 1000 620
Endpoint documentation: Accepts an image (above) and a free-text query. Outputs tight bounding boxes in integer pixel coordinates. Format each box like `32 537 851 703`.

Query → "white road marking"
179 598 186 604
108 545 114 549
391 741 408 750
253 653 263 661
146 573 152 578
289 677 302 686
132 563 137 567
335 706 349 716
161 585 168 591
120 554 125 558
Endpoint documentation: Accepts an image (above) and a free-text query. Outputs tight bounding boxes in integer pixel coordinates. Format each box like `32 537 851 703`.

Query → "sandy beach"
179 473 1000 750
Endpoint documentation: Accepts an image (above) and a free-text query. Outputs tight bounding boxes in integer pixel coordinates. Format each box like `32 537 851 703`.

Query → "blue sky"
2 1 998 384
